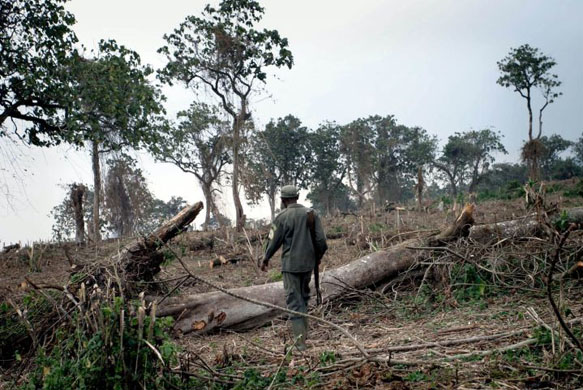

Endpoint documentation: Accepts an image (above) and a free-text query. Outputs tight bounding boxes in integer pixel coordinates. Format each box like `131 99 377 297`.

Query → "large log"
158 239 419 333
157 204 477 334
468 207 583 244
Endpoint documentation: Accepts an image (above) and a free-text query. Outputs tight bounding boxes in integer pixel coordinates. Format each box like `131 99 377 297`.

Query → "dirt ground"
2 182 583 388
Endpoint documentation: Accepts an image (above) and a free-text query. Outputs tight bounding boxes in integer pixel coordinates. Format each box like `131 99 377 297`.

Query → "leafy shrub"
20 295 189 390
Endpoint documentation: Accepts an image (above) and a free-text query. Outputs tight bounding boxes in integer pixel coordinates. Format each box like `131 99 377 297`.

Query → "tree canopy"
0 0 77 145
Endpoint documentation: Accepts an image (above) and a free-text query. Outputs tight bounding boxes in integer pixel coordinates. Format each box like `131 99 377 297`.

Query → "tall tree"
68 40 164 241
340 119 375 208
243 115 311 220
151 103 230 229
464 129 507 193
434 129 506 197
497 44 561 180
103 156 154 238
306 122 349 216
0 0 77 145
539 134 573 180
433 134 474 199
574 134 583 166
158 0 293 231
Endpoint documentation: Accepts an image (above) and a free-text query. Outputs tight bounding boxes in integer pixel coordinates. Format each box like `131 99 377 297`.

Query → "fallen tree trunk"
86 202 204 289
468 207 583 244
158 238 420 333
158 205 476 334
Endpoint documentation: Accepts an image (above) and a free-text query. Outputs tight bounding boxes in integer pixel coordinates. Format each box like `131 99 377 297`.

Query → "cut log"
468 207 583 244
158 238 420 333
85 202 204 288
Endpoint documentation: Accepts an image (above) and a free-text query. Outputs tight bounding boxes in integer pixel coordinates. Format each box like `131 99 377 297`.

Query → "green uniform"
264 203 328 317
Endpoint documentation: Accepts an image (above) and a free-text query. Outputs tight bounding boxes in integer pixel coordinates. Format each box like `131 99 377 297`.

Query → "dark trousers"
282 271 312 319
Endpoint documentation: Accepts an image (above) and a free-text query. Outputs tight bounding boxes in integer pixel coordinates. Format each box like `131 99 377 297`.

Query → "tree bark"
416 167 424 212
201 183 212 230
91 140 102 242
232 106 247 232
71 183 86 245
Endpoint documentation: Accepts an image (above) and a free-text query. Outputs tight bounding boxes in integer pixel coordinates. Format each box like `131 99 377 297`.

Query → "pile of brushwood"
2 189 583 389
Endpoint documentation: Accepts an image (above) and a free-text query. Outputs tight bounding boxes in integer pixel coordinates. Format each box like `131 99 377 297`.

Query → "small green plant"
319 350 337 365
405 370 428 382
368 222 387 233
534 326 552 345
161 248 177 266
268 270 283 282
451 263 489 303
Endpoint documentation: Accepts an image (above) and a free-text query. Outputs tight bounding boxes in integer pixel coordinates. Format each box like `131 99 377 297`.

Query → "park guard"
261 185 328 351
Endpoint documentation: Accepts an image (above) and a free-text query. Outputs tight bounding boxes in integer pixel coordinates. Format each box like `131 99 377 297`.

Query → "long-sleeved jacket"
264 203 328 273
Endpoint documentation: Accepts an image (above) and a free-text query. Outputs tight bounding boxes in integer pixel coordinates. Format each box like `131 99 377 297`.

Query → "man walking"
261 185 328 351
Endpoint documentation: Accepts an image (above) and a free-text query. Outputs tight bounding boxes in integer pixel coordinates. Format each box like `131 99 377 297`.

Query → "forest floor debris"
2 187 583 388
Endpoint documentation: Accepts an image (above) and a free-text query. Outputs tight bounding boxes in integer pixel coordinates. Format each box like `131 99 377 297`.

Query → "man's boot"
291 318 307 351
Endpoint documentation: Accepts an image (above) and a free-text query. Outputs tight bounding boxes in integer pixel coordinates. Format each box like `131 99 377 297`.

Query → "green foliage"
563 180 583 198
555 210 570 232
232 369 271 390
451 263 489 303
244 115 312 214
368 222 387 233
477 179 526 201
434 129 507 196
20 298 187 390
497 44 561 112
534 326 552 345
158 0 293 91
67 39 164 150
405 370 428 382
319 350 337 365
267 270 283 282
0 0 78 145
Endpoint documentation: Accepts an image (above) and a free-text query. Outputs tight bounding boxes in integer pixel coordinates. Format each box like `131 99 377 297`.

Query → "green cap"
280 185 299 199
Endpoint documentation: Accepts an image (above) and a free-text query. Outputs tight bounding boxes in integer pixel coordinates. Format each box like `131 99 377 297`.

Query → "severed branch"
546 224 583 353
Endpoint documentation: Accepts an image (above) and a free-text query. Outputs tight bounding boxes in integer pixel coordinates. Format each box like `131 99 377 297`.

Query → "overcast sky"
1 0 582 244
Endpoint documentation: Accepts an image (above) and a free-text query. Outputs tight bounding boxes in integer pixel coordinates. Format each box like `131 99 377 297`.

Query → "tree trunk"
416 167 424 212
232 106 247 232
91 140 102 243
86 202 204 290
268 191 276 222
70 184 86 244
201 184 212 230
157 205 477 333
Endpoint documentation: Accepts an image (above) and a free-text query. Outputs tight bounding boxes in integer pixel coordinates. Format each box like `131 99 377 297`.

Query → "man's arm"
262 219 284 271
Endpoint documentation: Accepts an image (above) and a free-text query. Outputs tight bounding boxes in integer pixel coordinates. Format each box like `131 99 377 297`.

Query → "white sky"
1 0 582 244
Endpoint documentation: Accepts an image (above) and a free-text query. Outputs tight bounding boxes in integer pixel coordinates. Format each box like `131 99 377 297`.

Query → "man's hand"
260 261 268 272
